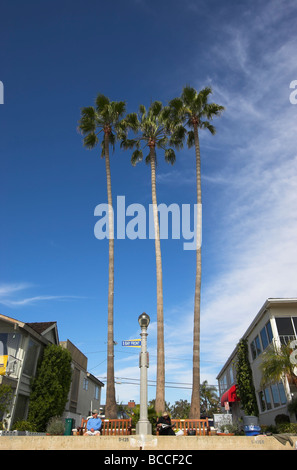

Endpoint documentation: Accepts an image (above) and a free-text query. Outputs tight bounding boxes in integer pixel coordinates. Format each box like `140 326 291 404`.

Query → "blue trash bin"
244 425 261 436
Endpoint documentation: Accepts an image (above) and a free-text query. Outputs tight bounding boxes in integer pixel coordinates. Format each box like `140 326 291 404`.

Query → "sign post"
136 312 152 436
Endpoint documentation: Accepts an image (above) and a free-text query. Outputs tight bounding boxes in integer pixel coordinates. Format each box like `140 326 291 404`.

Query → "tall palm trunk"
150 144 165 414
104 129 117 419
190 123 201 418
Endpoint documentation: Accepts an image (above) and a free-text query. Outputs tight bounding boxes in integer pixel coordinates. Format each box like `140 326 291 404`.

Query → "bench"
156 418 210 436
77 418 132 436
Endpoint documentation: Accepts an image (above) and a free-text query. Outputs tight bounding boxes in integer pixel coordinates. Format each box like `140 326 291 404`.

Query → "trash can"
64 418 74 436
243 416 259 426
244 425 261 436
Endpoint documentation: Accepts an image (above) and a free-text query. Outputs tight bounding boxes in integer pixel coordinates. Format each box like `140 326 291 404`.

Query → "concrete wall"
0 435 296 451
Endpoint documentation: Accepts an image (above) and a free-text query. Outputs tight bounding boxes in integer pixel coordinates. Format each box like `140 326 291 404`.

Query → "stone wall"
0 435 296 451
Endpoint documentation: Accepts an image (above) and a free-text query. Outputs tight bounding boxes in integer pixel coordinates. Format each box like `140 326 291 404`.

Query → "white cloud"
0 282 83 308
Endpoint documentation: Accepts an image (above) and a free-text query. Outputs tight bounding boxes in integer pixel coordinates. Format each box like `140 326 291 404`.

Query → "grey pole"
136 312 152 435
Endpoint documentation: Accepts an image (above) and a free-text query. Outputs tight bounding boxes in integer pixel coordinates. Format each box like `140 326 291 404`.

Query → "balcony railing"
4 355 22 378
278 334 297 346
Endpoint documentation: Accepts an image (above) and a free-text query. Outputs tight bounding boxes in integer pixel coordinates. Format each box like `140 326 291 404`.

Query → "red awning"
220 384 239 406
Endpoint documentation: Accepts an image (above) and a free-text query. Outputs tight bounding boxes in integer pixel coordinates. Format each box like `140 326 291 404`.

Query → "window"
271 384 280 407
275 317 296 344
278 382 287 405
250 335 261 360
266 321 273 343
258 383 286 412
260 321 273 350
23 339 39 376
264 388 272 410
83 377 88 390
94 386 99 400
219 374 227 394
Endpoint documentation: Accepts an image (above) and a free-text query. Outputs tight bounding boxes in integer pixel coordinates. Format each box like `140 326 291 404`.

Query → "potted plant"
217 424 237 436
46 416 65 435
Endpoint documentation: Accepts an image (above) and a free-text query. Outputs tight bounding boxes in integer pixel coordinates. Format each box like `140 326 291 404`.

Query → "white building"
217 298 297 426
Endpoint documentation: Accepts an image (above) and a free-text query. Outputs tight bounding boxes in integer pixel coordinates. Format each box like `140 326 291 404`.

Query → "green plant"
12 420 37 432
125 403 158 435
46 416 65 435
236 339 259 416
276 422 297 434
28 344 72 431
222 423 242 435
259 343 297 388
0 384 13 417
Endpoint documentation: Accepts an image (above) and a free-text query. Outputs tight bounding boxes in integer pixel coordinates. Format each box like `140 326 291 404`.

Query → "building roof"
0 314 59 344
26 322 56 334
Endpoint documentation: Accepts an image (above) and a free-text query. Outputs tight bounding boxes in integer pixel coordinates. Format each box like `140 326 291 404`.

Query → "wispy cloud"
197 1 297 378
0 283 83 308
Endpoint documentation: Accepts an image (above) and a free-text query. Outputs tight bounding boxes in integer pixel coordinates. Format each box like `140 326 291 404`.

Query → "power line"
86 348 224 364
97 375 219 390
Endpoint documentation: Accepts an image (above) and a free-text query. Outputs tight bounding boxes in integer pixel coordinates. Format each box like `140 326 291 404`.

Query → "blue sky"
1 0 297 406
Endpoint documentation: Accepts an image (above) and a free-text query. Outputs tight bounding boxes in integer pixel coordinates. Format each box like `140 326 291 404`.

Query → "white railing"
5 355 22 378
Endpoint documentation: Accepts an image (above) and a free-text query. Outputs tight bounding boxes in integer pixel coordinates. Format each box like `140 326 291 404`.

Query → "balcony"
3 355 22 378
278 335 297 346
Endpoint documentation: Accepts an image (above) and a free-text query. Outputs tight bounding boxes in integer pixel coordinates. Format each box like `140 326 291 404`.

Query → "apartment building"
217 298 297 426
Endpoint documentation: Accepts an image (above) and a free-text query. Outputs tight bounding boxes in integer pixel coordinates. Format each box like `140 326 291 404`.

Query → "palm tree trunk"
190 124 201 418
104 130 117 419
150 146 165 414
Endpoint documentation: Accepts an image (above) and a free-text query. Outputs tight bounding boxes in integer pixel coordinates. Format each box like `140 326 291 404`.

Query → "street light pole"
136 312 152 435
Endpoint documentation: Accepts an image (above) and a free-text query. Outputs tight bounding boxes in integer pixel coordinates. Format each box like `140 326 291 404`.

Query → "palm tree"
78 94 126 418
121 101 182 414
200 380 219 416
260 343 297 389
169 86 224 418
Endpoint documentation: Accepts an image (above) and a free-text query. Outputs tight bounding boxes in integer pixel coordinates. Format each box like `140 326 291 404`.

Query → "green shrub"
46 416 65 435
276 422 297 434
12 420 37 432
28 344 72 431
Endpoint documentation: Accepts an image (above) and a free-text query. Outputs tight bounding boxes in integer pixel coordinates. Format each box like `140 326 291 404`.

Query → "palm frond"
200 121 216 135
148 101 162 118
195 87 213 112
204 103 225 120
181 86 197 106
164 148 176 165
83 132 99 149
168 97 184 116
120 137 138 150
125 112 140 132
95 94 110 113
131 149 143 166
156 136 168 149
169 125 186 149
111 100 126 118
187 130 195 148
138 104 147 121
78 107 97 134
